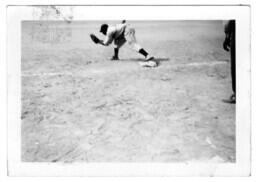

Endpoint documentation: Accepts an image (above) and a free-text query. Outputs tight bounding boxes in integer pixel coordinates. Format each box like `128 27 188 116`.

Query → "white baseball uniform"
103 23 142 51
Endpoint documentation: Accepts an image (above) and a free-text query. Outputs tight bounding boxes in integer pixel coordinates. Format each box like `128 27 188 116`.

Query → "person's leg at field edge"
223 20 236 104
230 25 236 103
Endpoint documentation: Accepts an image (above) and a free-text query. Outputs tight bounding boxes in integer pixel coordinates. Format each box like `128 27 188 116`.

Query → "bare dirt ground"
21 21 235 162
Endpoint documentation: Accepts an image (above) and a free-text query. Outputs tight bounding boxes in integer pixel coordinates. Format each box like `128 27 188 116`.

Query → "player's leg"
125 28 154 61
111 48 119 60
111 37 126 60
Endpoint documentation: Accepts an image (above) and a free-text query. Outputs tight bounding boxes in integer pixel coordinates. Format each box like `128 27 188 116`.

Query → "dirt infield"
21 21 235 162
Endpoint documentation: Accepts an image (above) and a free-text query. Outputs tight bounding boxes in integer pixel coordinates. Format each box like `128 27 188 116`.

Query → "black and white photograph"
6 5 251 176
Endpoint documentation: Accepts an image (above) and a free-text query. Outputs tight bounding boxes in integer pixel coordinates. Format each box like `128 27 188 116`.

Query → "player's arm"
97 39 106 46
89 32 112 46
97 31 113 46
97 36 112 46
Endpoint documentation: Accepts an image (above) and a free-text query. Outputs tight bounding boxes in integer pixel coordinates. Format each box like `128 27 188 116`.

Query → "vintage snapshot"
7 5 251 176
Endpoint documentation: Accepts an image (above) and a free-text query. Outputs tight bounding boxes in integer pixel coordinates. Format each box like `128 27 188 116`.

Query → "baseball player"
96 20 154 61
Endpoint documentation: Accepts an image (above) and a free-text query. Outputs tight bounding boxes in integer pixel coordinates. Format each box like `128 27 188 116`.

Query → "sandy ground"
21 21 235 162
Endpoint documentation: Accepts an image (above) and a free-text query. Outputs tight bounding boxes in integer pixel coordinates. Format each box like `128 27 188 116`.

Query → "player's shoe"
110 56 119 61
222 94 236 104
145 55 154 61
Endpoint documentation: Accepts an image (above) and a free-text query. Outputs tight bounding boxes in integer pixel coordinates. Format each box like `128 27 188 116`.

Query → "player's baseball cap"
100 24 108 33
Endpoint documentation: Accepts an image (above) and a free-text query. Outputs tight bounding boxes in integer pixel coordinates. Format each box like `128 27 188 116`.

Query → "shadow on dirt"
121 58 170 66
126 58 170 63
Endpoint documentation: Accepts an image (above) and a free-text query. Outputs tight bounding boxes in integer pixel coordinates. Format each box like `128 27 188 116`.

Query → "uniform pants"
230 25 236 94
114 27 142 52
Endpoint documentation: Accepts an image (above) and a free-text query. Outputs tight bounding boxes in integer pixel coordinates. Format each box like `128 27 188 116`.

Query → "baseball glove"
90 34 101 44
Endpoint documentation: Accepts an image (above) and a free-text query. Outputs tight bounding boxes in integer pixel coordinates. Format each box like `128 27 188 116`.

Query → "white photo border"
7 5 251 176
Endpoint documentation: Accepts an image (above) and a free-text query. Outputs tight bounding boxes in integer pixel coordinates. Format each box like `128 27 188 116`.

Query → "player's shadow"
126 58 169 64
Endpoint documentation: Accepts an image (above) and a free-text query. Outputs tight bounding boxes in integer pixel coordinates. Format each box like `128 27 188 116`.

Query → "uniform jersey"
103 23 127 45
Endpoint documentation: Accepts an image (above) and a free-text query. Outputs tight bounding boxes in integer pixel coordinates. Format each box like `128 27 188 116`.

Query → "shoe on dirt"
145 55 154 61
110 56 119 61
222 94 236 104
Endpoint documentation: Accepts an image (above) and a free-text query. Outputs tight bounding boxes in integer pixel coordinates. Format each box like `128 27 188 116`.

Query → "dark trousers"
230 28 236 94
